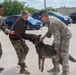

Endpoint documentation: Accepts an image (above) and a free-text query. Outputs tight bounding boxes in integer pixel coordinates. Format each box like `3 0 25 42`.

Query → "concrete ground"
0 24 76 75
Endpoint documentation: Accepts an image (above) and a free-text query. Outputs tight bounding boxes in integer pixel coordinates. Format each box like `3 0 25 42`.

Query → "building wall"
57 7 76 16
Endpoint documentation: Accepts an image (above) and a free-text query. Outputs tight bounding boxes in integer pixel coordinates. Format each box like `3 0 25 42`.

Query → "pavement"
0 24 76 75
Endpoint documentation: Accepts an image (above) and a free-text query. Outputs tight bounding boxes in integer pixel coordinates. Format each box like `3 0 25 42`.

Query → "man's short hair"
0 5 3 8
21 10 29 16
39 9 48 16
38 9 48 19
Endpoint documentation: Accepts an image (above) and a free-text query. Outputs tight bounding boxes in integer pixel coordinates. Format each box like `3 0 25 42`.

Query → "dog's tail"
69 54 76 62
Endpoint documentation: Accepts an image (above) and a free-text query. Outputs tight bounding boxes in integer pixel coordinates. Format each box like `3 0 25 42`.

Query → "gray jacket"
45 16 72 50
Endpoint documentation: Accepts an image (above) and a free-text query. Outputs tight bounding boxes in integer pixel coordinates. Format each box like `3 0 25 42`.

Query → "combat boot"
18 62 27 67
19 63 30 74
0 67 4 73
47 67 60 73
20 68 30 74
61 71 69 75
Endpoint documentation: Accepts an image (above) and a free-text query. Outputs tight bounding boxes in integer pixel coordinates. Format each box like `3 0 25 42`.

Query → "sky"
19 0 76 9
1 0 76 9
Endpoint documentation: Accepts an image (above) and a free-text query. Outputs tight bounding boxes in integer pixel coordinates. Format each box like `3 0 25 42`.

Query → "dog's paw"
0 67 4 73
39 66 41 70
41 68 44 72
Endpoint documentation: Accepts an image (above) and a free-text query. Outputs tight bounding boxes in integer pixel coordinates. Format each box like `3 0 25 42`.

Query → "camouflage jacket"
45 16 72 50
0 16 9 34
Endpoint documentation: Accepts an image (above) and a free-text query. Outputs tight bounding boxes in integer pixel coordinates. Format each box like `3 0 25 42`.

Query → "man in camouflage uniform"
39 10 72 75
0 5 15 73
9 10 31 74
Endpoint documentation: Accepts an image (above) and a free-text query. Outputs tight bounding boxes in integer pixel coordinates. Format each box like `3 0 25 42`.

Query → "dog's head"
29 34 41 44
34 34 41 44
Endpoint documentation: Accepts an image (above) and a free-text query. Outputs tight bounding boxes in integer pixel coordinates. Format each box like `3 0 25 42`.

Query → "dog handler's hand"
56 50 60 55
40 35 46 41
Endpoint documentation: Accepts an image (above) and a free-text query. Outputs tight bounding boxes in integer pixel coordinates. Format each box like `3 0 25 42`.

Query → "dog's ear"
38 34 41 37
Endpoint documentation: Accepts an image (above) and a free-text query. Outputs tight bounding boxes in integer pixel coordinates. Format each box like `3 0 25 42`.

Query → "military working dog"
29 34 76 72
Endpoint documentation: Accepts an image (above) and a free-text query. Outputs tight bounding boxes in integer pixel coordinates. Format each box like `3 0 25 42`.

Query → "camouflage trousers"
0 42 2 59
10 39 29 64
52 35 72 72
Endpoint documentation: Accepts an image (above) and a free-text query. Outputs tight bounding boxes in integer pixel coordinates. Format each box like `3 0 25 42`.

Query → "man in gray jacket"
39 10 72 75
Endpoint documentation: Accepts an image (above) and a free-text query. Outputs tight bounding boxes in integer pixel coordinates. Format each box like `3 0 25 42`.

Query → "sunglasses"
39 14 48 19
